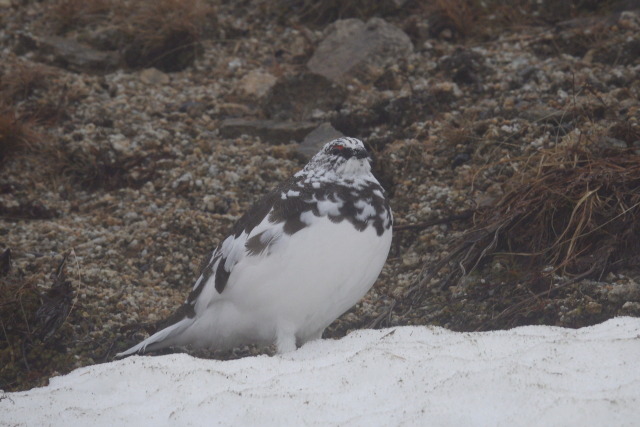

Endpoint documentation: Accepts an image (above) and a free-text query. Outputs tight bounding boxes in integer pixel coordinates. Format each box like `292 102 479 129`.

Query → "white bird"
117 137 393 356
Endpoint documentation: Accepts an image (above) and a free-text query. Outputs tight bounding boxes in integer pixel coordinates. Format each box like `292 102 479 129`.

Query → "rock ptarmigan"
117 137 392 357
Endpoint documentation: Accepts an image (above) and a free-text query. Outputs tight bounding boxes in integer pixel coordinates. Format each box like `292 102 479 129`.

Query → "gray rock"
219 119 317 144
34 36 120 74
297 123 344 160
263 72 346 120
79 26 129 52
307 18 413 83
607 281 640 304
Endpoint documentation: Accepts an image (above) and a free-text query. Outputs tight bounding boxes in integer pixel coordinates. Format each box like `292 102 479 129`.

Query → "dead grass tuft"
1 61 71 124
121 0 215 72
34 255 76 342
44 0 216 72
423 0 615 40
276 0 400 26
426 0 477 40
0 107 40 164
413 143 640 298
59 141 159 190
0 62 53 103
49 0 112 34
0 252 77 391
609 121 640 146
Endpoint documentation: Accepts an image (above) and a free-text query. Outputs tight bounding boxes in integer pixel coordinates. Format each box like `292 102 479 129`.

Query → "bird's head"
302 137 372 179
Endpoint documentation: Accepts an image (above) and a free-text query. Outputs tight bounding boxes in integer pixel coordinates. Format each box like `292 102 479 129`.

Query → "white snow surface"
2 317 639 426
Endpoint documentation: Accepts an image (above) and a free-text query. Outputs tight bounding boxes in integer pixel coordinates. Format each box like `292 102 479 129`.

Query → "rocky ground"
1 0 640 391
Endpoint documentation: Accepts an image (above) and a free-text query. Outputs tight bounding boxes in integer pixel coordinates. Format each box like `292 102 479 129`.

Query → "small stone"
607 281 640 303
109 134 132 155
402 252 420 266
219 119 317 144
239 70 277 97
34 35 120 74
620 301 640 315
228 58 243 70
203 195 216 212
140 68 170 85
123 211 139 224
585 301 602 315
80 26 127 51
172 172 193 190
263 72 346 120
618 10 640 31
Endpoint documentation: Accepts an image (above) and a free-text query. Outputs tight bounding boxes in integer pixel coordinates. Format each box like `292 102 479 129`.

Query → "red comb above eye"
334 144 345 150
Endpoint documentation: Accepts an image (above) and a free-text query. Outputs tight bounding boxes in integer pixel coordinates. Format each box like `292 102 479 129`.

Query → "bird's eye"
330 145 345 155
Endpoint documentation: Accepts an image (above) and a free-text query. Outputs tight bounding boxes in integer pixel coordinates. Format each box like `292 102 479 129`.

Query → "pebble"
139 68 170 85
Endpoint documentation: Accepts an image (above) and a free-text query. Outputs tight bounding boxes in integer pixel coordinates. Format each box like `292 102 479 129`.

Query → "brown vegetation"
48 0 216 72
0 252 77 390
425 0 615 40
0 108 39 164
121 0 215 71
409 141 640 328
49 0 112 34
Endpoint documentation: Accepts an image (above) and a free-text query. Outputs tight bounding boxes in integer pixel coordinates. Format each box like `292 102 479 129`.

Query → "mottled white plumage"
117 137 392 357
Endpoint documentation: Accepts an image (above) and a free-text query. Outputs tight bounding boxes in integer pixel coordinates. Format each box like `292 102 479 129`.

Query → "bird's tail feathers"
115 317 193 358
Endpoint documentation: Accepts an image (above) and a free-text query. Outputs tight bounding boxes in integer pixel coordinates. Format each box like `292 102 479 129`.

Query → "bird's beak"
354 149 369 160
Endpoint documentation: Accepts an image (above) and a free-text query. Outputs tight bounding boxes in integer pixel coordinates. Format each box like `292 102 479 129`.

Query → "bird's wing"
182 182 307 313
177 175 392 317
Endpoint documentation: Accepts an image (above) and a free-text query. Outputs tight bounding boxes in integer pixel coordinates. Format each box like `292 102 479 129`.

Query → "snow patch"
2 318 639 426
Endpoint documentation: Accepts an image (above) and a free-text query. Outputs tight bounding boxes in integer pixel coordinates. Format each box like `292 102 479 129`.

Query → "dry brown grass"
60 143 157 190
0 60 70 124
0 61 60 164
45 0 215 72
609 121 640 146
0 62 53 103
423 0 614 40
414 143 640 296
0 108 40 164
49 0 113 34
276 0 399 26
119 0 215 71
0 252 76 391
427 0 477 39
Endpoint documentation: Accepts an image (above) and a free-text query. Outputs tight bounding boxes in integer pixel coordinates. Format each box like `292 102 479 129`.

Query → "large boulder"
307 18 413 83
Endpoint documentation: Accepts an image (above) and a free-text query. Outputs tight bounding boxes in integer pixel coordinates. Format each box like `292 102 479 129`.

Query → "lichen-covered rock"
307 18 413 83
263 72 346 120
